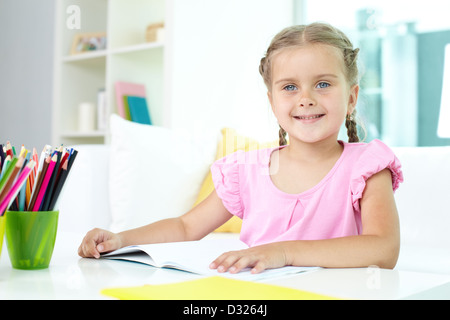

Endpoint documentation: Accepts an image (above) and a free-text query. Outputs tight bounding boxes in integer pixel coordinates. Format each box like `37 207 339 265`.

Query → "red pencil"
5 142 13 158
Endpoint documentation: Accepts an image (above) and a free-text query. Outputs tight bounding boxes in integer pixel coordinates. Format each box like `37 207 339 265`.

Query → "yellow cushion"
193 128 278 233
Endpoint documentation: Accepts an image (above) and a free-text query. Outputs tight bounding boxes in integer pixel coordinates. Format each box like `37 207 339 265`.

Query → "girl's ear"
347 84 359 115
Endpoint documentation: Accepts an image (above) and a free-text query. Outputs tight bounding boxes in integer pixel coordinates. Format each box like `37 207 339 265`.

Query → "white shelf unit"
52 0 168 145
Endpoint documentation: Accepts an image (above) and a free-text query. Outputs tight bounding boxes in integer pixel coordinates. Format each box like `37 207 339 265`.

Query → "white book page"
102 238 318 280
103 238 247 273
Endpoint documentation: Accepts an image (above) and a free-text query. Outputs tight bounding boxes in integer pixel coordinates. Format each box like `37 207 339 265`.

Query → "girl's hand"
209 242 288 274
78 228 122 259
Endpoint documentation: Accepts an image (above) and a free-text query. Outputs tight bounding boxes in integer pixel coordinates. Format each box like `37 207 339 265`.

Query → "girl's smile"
292 113 326 123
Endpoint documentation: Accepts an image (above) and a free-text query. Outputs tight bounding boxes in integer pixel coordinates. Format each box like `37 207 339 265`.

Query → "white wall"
0 0 55 148
167 0 293 142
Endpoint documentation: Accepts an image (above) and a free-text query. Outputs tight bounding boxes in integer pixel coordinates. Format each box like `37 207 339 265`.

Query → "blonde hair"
259 22 361 145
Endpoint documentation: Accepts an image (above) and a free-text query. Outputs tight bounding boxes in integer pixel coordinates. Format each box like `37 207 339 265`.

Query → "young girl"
79 22 403 274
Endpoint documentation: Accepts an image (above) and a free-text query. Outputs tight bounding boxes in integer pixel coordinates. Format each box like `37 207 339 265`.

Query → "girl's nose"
298 92 316 107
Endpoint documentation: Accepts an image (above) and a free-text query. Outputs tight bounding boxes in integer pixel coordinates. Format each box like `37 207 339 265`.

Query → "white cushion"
109 114 214 232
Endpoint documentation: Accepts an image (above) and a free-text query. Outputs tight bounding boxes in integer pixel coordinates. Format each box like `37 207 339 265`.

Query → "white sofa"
57 118 450 275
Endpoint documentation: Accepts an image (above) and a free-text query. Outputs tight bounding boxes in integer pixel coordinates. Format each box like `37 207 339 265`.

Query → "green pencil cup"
5 211 59 270
0 215 5 258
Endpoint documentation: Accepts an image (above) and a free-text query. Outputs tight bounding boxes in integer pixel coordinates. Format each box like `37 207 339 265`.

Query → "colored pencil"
67 149 78 171
5 142 13 158
48 147 78 211
32 153 57 211
54 150 69 186
41 150 61 211
28 155 50 211
18 152 30 210
48 159 68 211
0 161 34 215
0 155 11 180
0 142 78 212
32 148 38 176
25 172 32 210
0 156 24 205
29 145 51 203
0 144 5 175
0 156 15 192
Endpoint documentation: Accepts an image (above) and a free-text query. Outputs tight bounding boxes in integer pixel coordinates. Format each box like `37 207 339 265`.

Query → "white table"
1 232 449 300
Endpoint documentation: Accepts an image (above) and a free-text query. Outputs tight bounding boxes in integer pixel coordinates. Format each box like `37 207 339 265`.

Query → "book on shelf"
126 96 152 125
121 96 132 121
114 81 146 120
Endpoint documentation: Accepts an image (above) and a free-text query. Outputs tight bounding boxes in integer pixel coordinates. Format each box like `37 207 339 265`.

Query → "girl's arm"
78 190 233 258
120 190 233 245
210 169 400 273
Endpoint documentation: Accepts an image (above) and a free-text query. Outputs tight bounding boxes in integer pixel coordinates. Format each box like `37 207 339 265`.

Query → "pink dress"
211 139 403 247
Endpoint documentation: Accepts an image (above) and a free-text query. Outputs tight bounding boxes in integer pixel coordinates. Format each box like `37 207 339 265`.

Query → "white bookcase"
52 0 169 145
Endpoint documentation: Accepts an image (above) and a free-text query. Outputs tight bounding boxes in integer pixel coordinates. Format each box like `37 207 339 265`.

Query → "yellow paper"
101 276 337 300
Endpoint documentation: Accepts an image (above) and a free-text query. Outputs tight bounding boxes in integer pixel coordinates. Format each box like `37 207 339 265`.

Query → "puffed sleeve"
210 151 244 218
350 139 404 209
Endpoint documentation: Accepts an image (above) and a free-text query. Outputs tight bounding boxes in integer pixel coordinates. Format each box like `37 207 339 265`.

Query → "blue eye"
283 84 297 91
316 82 330 89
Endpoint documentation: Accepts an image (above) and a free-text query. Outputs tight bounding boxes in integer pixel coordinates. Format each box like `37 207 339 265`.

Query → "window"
301 0 450 146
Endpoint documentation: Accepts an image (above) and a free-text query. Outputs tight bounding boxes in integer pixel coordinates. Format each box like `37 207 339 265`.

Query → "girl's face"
268 44 359 145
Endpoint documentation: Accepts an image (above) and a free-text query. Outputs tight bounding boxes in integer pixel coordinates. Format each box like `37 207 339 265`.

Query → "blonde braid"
279 126 288 146
345 113 360 143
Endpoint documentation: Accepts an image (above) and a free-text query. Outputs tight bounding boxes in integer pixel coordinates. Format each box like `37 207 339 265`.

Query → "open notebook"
101 238 317 281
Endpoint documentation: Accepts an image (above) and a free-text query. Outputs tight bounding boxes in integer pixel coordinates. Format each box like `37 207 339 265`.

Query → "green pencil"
0 157 18 196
